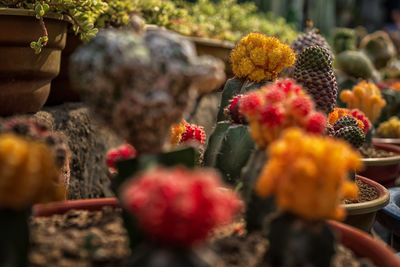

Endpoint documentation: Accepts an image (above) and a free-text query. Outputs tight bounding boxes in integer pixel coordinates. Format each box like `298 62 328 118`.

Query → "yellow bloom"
230 33 295 82
377 116 400 138
169 119 187 145
0 134 64 210
340 81 386 123
255 128 361 221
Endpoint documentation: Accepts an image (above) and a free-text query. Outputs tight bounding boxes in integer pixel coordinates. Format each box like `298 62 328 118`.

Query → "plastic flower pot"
343 175 389 232
377 187 400 251
0 8 67 115
32 197 400 267
358 142 400 187
373 137 400 146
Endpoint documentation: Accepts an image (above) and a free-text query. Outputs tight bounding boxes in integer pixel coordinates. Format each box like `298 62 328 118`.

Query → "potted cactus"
204 32 296 187
339 81 400 187
374 116 400 145
0 134 65 267
0 0 108 115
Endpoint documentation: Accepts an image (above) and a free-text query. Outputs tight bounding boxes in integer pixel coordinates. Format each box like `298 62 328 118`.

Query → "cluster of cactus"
360 31 396 69
377 117 400 138
70 29 225 154
327 108 371 148
291 30 333 58
254 128 361 266
293 45 338 115
340 81 386 123
240 79 327 148
0 117 70 188
333 27 356 54
205 33 297 185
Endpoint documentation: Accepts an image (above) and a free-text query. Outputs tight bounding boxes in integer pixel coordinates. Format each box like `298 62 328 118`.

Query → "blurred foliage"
133 0 299 43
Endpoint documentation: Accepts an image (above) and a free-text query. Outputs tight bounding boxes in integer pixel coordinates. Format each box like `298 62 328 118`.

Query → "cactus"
376 87 400 126
340 81 386 123
255 129 360 266
0 117 70 190
377 117 400 138
335 51 375 80
293 45 338 115
106 143 137 174
0 134 64 267
70 29 225 154
360 31 396 69
335 126 365 148
291 30 333 58
333 27 356 54
205 33 296 186
120 167 241 267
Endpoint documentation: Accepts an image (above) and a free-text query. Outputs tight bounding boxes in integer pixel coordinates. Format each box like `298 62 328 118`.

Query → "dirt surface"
344 179 379 204
29 208 376 267
34 103 122 199
359 144 398 158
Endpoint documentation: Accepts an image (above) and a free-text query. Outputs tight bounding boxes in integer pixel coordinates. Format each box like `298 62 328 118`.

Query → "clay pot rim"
328 220 400 267
361 142 400 166
343 175 389 215
0 7 68 21
373 137 400 145
380 187 400 220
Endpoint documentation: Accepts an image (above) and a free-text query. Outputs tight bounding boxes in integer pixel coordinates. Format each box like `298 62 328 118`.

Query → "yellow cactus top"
340 81 386 123
169 119 187 145
255 128 361 221
377 117 400 138
230 33 296 82
0 134 64 210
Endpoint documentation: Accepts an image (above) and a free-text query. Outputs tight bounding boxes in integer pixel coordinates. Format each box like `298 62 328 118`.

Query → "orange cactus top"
255 128 361 221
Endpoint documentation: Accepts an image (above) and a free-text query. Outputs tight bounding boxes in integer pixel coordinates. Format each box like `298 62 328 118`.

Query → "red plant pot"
33 198 400 266
358 143 400 188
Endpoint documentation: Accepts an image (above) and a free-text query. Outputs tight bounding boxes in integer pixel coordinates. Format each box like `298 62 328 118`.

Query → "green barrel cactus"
335 50 375 80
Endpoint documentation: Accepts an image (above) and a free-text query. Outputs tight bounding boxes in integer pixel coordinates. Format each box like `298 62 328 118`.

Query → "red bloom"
350 109 371 133
265 88 285 103
306 112 327 134
239 92 262 115
121 167 242 247
225 95 246 124
260 105 285 127
290 96 313 117
275 78 301 94
180 124 206 145
106 143 137 172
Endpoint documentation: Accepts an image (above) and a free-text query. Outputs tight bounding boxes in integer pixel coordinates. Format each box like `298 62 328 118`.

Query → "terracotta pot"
358 143 400 187
373 137 400 146
328 220 400 267
343 175 389 232
377 187 400 251
0 8 67 115
46 32 81 105
32 198 400 266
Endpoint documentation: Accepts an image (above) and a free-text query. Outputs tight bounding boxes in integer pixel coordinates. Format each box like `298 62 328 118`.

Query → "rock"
34 103 122 199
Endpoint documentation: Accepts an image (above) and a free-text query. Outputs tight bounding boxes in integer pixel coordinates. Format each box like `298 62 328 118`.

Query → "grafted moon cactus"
70 29 225 154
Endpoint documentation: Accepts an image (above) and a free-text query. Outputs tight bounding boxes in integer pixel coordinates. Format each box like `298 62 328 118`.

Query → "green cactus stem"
217 78 247 122
335 51 375 80
375 88 400 126
263 212 336 267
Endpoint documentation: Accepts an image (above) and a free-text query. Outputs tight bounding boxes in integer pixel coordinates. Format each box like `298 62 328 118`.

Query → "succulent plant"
120 166 241 266
377 116 400 138
333 27 356 54
327 108 371 148
70 29 224 154
106 143 137 174
335 51 375 80
169 119 206 147
374 85 400 126
291 30 333 58
255 128 360 266
0 117 70 189
293 45 338 115
360 31 396 69
340 81 386 123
